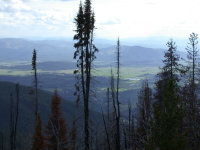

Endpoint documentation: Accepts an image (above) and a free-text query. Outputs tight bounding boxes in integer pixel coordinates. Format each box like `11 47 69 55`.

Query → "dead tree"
101 106 111 150
136 80 152 150
46 90 68 150
32 49 38 121
115 38 121 150
9 84 20 150
110 39 121 150
10 93 14 150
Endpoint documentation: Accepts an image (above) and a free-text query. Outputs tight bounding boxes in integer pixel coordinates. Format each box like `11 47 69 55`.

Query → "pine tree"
148 39 186 150
32 113 46 150
154 39 184 111
162 39 185 80
151 79 185 150
46 90 68 150
73 1 98 150
184 32 200 150
186 33 199 85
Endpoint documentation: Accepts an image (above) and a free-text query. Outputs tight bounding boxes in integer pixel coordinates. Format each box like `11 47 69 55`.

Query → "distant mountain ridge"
97 45 186 66
0 38 186 66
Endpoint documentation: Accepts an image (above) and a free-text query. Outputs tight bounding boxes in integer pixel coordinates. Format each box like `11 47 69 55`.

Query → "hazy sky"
1 0 200 39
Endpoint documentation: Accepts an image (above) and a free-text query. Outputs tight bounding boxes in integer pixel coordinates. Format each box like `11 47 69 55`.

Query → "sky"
1 0 200 39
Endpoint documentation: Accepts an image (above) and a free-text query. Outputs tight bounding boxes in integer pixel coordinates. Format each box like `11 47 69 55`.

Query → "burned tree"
32 113 46 150
136 80 152 150
115 38 121 150
32 49 38 121
109 38 121 150
46 90 68 150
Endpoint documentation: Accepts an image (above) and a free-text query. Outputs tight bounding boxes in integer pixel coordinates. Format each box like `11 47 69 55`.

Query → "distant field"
0 64 159 91
0 66 159 79
93 67 159 79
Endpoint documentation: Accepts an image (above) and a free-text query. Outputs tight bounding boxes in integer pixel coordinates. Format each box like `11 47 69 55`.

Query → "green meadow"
0 62 160 92
0 66 159 79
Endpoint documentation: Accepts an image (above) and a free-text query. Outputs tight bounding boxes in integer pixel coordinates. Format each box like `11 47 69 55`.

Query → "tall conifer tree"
73 1 98 150
148 39 185 150
184 33 200 150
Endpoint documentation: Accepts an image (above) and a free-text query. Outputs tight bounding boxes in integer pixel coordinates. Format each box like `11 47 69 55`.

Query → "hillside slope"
0 81 102 132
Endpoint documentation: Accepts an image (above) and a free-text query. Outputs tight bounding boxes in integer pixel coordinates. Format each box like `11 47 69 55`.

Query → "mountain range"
0 38 186 66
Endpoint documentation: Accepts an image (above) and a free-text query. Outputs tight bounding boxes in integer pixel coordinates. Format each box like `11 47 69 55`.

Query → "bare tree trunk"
128 100 131 148
116 38 121 150
123 128 128 150
107 88 110 122
85 40 90 150
10 94 14 150
9 86 19 150
35 68 38 122
110 38 121 150
101 108 111 150
13 84 19 150
84 91 89 150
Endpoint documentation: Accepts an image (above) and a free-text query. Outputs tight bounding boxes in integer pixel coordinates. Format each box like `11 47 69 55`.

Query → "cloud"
99 18 120 25
0 0 79 37
59 0 76 1
1 0 200 39
0 0 30 13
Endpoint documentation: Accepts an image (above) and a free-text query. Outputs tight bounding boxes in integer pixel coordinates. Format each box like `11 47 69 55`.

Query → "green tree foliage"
148 40 186 150
154 39 184 110
162 39 185 80
150 79 185 150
